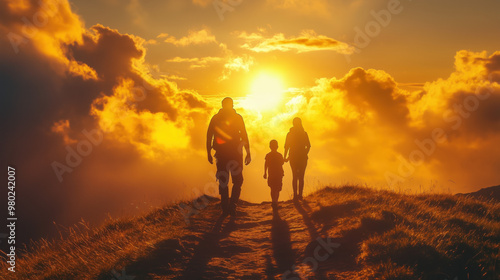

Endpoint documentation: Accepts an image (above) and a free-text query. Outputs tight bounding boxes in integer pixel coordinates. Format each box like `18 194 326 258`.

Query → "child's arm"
263 160 268 179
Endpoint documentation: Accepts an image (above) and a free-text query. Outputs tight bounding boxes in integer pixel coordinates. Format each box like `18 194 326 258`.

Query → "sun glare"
243 73 285 111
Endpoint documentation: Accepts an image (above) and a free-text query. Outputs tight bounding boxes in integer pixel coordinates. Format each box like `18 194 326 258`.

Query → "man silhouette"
207 97 251 216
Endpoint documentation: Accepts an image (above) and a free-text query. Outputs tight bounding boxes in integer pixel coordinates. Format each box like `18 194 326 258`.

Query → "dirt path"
123 195 349 280
173 198 337 280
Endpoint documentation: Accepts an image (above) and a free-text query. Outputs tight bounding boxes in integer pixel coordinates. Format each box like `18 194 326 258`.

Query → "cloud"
90 79 194 160
238 30 354 54
51 119 77 144
6 8 206 141
333 67 410 127
163 37 254 78
409 50 500 132
223 55 254 72
219 54 254 81
1 0 88 71
165 74 187 81
161 28 217 46
166 56 223 69
405 50 500 189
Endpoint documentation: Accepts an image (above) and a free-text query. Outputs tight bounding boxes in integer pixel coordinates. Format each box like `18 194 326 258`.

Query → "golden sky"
1 0 500 236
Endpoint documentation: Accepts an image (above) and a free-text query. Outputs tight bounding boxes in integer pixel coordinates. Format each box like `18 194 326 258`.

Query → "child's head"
269 139 278 151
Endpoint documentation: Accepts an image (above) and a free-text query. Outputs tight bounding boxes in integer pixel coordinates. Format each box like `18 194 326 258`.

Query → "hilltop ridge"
457 185 500 203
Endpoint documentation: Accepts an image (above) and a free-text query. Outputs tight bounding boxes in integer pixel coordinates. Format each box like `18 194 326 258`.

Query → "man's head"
222 97 233 110
269 139 278 151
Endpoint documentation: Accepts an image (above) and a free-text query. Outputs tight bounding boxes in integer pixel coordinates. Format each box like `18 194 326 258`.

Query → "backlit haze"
1 0 500 243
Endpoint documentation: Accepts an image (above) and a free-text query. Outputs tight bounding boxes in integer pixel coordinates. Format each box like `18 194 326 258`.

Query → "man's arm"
263 159 268 179
206 117 215 164
239 115 251 165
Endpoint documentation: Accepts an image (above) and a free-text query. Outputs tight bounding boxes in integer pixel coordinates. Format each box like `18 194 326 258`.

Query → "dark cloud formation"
332 67 409 127
0 0 211 247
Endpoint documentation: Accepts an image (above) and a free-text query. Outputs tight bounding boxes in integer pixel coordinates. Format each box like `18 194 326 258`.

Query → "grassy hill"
1 185 499 279
456 185 500 203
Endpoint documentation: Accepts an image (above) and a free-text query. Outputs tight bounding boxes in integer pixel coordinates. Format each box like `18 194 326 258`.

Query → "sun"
243 73 285 111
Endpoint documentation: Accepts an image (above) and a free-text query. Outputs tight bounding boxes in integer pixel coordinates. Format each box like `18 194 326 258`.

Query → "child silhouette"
264 140 284 209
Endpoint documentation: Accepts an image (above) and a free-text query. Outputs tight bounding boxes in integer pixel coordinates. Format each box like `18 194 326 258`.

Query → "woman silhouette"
284 117 311 200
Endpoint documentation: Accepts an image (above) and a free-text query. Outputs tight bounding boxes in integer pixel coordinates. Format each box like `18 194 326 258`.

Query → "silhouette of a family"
207 97 311 216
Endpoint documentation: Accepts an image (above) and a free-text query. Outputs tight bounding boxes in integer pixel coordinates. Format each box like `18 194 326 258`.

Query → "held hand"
207 153 213 164
263 173 267 179
245 153 251 165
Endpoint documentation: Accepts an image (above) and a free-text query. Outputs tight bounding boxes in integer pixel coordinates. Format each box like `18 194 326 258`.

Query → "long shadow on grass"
324 210 397 271
293 199 333 279
266 208 296 279
119 214 239 280
294 199 320 241
310 200 361 233
178 214 242 279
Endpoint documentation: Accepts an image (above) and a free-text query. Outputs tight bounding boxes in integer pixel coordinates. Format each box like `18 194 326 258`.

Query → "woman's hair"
293 117 304 131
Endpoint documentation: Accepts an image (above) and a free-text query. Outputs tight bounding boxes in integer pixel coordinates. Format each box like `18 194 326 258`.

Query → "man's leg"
228 158 243 215
220 189 229 214
229 173 242 214
216 157 230 214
